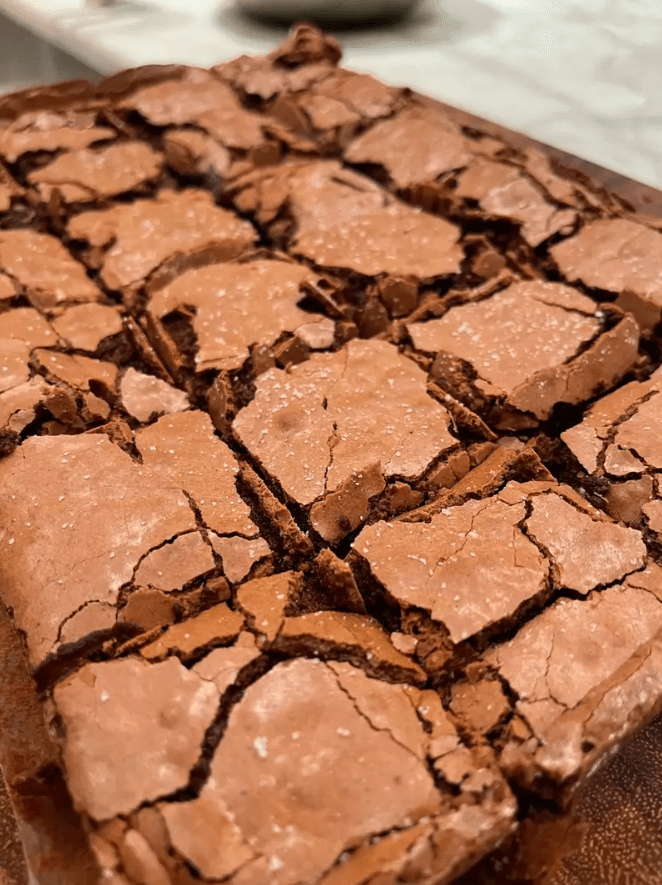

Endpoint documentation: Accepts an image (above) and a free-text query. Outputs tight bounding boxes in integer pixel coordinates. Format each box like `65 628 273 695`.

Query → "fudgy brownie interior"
1 23 662 885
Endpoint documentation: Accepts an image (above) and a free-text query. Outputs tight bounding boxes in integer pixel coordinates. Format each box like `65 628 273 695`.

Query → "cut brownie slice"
0 409 263 670
67 188 256 291
51 652 515 885
410 279 638 428
551 217 662 330
229 159 463 280
233 338 491 541
352 479 661 801
145 256 336 374
562 366 662 529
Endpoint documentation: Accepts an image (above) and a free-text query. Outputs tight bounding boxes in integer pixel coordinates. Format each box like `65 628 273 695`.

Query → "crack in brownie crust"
0 22 662 885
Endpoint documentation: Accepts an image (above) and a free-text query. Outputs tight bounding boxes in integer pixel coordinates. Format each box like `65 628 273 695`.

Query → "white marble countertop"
2 0 661 190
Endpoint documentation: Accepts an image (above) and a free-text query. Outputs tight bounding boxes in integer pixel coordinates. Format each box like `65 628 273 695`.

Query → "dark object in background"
235 0 421 26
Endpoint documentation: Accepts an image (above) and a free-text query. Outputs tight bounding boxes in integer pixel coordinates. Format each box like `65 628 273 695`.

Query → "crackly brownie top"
1 23 662 885
67 188 257 290
230 159 463 278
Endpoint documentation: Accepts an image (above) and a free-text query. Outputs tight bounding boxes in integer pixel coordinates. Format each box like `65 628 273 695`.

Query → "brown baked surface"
1 24 662 885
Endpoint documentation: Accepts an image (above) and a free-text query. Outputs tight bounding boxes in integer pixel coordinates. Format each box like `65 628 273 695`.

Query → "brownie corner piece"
354 477 662 800
0 408 263 670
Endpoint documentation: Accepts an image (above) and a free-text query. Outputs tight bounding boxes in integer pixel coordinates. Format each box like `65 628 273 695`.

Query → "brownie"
561 366 662 529
1 23 662 885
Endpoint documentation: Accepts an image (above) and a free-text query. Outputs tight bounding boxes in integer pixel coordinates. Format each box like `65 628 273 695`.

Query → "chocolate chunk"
230 160 463 279
0 230 101 308
234 339 457 540
53 656 219 819
68 189 256 290
119 367 189 423
28 142 162 203
551 219 662 329
411 281 638 423
377 276 419 317
147 259 330 372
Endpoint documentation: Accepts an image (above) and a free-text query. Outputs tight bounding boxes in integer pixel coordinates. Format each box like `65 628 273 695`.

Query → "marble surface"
0 0 661 189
